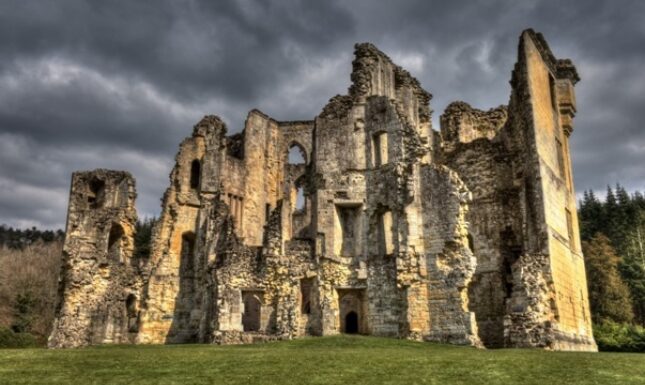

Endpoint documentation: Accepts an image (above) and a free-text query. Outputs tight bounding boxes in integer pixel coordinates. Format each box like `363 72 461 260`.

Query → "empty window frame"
372 132 388 166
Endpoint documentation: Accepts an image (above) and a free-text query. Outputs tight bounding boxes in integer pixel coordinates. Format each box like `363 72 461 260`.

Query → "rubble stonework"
49 29 597 351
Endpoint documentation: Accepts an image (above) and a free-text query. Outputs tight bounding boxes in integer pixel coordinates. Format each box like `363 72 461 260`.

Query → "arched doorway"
345 311 358 334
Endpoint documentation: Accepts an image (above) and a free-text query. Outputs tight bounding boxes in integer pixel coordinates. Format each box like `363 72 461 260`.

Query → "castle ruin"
48 30 597 351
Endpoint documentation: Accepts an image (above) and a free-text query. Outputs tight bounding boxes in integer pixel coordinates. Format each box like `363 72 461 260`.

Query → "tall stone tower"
48 170 141 348
441 30 594 350
510 30 592 349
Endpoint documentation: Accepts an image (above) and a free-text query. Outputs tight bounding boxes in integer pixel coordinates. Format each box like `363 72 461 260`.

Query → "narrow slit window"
265 204 271 224
295 187 305 211
372 132 388 167
565 208 575 251
555 137 566 180
549 74 558 111
190 160 201 190
378 210 394 256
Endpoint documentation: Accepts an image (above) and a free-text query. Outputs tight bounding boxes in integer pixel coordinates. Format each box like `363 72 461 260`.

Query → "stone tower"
49 170 142 348
50 30 597 351
440 30 593 350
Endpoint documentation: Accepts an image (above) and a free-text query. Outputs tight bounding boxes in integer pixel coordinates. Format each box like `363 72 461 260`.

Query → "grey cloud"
0 0 643 229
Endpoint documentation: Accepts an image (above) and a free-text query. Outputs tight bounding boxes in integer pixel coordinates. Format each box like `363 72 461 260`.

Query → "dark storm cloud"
0 0 643 229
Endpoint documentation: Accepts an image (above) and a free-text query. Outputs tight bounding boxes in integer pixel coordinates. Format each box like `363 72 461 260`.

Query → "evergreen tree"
579 190 603 241
603 186 620 243
11 292 36 333
633 191 645 210
133 217 155 261
614 184 635 253
622 210 645 325
583 233 634 324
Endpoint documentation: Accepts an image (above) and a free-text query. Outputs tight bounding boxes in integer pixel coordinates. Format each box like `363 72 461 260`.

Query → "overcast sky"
1 0 644 230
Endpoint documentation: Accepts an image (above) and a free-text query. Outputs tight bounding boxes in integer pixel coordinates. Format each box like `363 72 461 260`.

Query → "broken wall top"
320 42 433 125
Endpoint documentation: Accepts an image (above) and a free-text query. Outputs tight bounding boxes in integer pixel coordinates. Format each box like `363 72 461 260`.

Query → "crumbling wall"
439 30 595 350
419 165 481 346
440 102 520 347
137 116 225 344
49 170 140 348
440 102 507 153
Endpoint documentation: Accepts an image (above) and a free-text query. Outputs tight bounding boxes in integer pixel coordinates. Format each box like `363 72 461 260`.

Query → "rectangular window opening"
555 137 566 180
372 132 388 167
300 278 314 314
378 211 394 256
334 204 362 257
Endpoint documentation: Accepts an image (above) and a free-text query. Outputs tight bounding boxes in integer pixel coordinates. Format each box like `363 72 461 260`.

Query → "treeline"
579 184 645 351
0 225 65 249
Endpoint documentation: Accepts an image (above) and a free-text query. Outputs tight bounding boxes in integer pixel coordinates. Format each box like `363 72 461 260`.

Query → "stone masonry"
49 30 597 351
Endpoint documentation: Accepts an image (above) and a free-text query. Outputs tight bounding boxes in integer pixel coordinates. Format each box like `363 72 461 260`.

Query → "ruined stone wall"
49 170 140 348
439 30 595 350
440 103 520 347
418 165 481 346
51 30 596 351
136 116 227 344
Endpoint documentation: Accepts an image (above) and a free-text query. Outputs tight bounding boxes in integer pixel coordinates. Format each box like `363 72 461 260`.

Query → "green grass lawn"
0 335 643 385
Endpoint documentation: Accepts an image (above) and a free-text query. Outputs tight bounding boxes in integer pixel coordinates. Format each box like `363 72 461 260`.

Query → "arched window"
107 223 124 262
190 160 201 190
467 233 474 253
288 143 306 164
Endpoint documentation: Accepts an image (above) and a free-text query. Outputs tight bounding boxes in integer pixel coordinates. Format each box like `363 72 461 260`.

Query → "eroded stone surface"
50 30 596 351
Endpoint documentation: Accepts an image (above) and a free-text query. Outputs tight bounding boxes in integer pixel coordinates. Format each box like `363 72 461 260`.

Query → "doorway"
345 311 359 334
338 289 366 334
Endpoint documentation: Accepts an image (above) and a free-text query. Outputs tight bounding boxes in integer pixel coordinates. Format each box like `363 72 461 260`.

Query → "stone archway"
345 311 359 334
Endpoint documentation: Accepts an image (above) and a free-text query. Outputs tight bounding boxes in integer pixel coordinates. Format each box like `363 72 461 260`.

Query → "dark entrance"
344 311 359 334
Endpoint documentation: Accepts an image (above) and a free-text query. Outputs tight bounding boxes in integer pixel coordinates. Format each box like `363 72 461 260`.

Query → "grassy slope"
0 336 643 385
